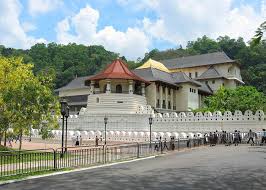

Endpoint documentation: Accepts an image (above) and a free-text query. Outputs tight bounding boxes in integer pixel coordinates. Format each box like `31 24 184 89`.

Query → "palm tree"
252 21 266 45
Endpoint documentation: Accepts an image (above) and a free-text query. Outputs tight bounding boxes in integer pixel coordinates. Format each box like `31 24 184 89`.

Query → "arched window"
103 84 107 93
116 84 122 93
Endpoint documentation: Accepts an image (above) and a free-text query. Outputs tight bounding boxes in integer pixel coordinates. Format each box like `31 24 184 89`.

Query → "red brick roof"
86 59 149 83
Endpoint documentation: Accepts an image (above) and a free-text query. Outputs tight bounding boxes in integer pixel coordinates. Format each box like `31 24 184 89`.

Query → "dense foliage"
0 35 265 94
195 86 266 113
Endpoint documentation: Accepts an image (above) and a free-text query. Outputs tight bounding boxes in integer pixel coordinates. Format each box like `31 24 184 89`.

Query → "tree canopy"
0 57 60 149
195 86 266 113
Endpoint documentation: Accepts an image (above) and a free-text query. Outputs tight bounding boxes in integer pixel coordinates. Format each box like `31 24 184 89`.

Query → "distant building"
56 52 243 114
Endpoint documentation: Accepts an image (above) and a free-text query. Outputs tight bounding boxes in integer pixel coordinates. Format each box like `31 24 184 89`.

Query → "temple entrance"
116 84 122 93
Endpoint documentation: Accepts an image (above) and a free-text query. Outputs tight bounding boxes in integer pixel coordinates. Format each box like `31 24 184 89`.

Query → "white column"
154 83 157 108
106 79 111 94
90 80 95 94
128 80 133 94
159 85 163 109
170 88 174 110
141 83 145 96
165 86 168 110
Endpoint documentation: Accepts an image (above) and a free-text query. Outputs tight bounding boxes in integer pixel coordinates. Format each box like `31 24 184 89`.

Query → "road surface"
1 145 266 190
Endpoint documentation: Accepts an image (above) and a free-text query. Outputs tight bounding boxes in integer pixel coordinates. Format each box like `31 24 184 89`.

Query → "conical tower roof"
86 59 149 83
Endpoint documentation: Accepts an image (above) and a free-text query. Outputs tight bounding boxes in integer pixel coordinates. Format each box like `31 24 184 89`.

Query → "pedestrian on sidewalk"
75 136 79 146
80 135 82 146
209 132 214 146
163 138 168 150
154 137 159 151
186 136 190 148
238 131 242 144
261 129 266 145
233 130 239 146
95 136 99 147
247 129 256 145
221 131 226 144
213 132 218 146
171 137 175 150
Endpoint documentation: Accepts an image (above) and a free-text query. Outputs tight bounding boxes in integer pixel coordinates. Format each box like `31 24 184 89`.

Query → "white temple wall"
61 108 265 135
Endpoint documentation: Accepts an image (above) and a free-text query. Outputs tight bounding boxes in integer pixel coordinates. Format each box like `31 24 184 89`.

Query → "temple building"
56 51 243 114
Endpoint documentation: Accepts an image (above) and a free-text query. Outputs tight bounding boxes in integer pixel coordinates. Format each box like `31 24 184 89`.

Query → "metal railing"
0 139 206 178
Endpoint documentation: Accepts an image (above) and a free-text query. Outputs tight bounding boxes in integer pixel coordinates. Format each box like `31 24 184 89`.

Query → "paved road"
1 145 266 190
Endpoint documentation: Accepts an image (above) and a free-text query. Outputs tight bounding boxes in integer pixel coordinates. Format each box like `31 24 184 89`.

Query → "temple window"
116 84 122 93
103 84 107 93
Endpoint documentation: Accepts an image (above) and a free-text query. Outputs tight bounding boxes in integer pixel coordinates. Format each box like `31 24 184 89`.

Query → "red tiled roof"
86 59 149 83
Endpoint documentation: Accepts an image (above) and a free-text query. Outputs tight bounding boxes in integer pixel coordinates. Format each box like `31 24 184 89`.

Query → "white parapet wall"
52 107 266 143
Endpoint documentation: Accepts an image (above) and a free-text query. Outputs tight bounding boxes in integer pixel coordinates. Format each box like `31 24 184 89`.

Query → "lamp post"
104 116 108 145
64 106 69 152
60 98 68 157
149 115 153 147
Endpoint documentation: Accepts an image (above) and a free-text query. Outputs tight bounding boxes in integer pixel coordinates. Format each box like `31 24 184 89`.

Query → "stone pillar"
106 79 111 94
165 86 168 110
128 80 133 94
141 83 145 96
159 85 163 109
170 88 174 110
90 80 95 94
154 83 157 108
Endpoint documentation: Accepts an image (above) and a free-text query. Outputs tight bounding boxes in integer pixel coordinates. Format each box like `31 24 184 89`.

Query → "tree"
251 21 266 45
187 35 221 54
195 86 266 113
0 56 60 150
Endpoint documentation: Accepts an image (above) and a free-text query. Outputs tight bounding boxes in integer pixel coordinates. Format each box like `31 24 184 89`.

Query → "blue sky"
0 0 265 60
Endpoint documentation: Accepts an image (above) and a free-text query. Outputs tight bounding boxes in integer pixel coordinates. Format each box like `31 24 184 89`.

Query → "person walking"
247 129 256 145
238 131 242 144
95 136 99 147
209 132 214 146
261 129 266 145
213 132 218 146
233 130 239 146
75 136 79 146
163 138 168 150
79 135 82 146
154 137 159 151
186 136 190 148
171 137 175 150
221 131 226 144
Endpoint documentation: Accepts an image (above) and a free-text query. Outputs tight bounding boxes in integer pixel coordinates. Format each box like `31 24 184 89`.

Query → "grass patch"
0 168 71 182
0 145 12 152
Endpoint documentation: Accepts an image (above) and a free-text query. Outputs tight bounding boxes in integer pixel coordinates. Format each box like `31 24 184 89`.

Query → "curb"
0 156 155 186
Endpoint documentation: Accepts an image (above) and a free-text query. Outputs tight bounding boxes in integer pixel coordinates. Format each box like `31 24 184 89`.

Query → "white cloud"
56 5 150 60
128 0 264 45
28 0 63 16
21 21 36 32
0 0 46 49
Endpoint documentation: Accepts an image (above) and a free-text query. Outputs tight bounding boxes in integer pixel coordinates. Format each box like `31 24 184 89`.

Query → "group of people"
72 135 82 146
204 129 266 146
154 136 176 151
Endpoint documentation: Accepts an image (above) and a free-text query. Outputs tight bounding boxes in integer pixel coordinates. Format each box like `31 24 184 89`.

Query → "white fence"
43 109 266 142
